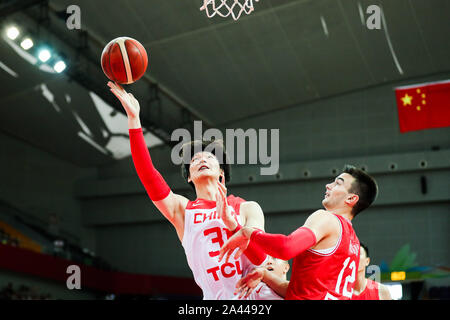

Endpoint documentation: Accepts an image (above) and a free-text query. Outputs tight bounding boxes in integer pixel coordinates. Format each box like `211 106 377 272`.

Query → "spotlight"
38 49 51 62
6 26 20 40
20 38 34 50
53 60 66 73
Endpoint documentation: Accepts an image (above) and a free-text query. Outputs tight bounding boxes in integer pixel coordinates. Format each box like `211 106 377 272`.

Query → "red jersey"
352 279 380 300
285 214 360 300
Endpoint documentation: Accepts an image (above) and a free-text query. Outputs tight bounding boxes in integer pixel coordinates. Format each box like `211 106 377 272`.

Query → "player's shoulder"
378 283 392 300
227 195 261 211
239 200 264 218
308 209 338 222
239 200 261 210
226 194 246 205
304 209 341 232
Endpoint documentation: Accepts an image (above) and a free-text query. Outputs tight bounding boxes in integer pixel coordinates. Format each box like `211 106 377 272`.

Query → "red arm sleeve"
231 224 268 266
129 128 171 201
244 239 268 266
250 227 317 261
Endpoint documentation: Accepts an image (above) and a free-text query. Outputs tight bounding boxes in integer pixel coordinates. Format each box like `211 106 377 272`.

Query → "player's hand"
218 227 254 264
216 175 238 231
234 267 265 299
107 81 140 119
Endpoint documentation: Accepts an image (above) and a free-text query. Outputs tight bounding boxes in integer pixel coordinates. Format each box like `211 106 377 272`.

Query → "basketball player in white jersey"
108 81 268 300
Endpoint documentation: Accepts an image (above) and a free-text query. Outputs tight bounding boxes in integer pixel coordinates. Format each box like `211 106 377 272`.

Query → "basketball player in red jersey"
219 165 378 300
352 243 392 300
107 81 267 300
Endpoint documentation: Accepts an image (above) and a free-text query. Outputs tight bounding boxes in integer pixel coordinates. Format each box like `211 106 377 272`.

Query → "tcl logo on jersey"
206 261 243 281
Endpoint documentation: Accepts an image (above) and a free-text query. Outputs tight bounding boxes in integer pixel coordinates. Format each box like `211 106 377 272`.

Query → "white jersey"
181 195 256 300
233 282 283 300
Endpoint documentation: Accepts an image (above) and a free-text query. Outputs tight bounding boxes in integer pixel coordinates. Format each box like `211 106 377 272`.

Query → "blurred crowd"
0 283 52 300
0 228 19 247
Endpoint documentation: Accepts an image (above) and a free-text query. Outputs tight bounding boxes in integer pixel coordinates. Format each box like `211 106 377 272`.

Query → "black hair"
180 139 231 190
342 164 378 217
360 242 370 258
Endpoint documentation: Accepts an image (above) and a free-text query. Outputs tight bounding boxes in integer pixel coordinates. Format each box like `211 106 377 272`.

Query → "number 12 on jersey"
335 257 356 298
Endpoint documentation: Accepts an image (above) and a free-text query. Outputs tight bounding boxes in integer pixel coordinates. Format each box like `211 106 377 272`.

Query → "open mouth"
266 267 274 272
199 165 209 171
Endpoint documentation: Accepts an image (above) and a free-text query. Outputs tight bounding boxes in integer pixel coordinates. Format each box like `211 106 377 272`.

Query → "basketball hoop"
200 0 259 21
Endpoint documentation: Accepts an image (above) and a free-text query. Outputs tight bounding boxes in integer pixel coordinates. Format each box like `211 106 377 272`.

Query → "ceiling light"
38 49 51 62
20 38 34 50
53 60 66 73
6 26 20 40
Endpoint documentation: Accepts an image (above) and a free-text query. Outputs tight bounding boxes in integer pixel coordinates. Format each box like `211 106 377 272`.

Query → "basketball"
101 37 148 84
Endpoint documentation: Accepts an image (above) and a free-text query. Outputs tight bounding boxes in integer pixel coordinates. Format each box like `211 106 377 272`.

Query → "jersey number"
203 227 233 257
335 257 356 298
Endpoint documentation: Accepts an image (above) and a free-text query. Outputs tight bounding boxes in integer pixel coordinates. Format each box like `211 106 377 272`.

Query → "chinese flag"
395 80 450 133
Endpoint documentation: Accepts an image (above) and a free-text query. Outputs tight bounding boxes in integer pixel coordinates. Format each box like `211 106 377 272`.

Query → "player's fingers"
221 173 226 187
218 180 227 195
235 276 246 289
110 89 129 108
234 248 244 261
225 248 234 264
217 185 224 200
109 81 122 93
238 287 248 299
218 245 228 262
217 188 227 213
114 82 125 92
244 287 254 299
110 88 123 101
218 186 229 209
217 186 226 205
215 192 220 203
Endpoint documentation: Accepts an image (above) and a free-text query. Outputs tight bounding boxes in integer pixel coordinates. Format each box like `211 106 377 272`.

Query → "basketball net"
200 0 259 21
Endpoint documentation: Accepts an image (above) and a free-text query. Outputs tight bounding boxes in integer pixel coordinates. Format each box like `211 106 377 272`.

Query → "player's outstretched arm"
108 82 188 237
219 210 337 263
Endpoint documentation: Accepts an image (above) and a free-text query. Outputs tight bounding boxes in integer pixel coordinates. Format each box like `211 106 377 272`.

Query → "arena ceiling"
0 0 449 167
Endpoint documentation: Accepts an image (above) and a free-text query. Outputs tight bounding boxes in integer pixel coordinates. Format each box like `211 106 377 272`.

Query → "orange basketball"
101 37 148 84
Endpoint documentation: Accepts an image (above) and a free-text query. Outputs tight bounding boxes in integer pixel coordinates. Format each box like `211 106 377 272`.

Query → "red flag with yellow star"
395 80 450 133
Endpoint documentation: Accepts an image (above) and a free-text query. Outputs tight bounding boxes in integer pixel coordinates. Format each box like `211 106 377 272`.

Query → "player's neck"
354 271 367 293
194 179 219 201
327 206 354 221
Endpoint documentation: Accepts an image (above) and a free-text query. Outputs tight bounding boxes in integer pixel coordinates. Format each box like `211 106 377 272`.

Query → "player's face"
265 257 288 279
358 247 370 272
322 173 356 210
188 151 222 184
